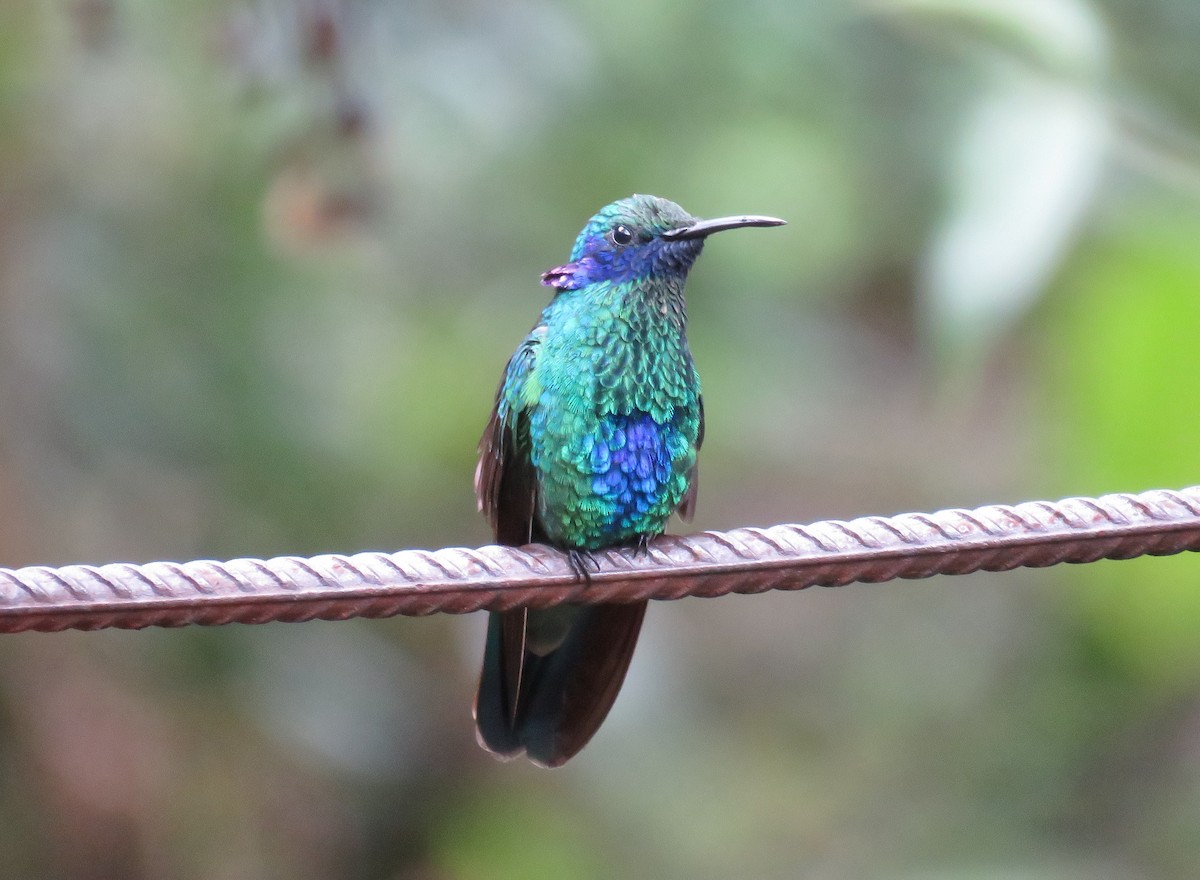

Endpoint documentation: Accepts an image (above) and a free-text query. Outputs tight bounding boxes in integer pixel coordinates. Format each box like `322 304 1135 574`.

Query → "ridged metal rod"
1 486 1198 633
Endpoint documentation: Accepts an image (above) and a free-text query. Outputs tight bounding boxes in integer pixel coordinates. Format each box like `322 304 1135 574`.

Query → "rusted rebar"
0 486 1198 633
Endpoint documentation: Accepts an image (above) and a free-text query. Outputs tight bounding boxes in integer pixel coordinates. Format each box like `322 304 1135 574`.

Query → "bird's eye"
610 224 634 246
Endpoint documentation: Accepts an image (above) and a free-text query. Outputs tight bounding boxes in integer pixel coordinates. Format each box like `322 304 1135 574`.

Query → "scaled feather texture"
473 194 783 766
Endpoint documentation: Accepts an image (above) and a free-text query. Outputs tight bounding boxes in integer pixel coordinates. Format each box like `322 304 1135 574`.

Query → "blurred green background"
2 0 1200 877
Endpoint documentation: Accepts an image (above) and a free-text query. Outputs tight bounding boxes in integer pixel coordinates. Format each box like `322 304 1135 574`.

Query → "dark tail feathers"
474 601 647 767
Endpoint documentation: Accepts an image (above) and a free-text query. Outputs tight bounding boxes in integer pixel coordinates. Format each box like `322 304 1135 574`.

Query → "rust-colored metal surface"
1 487 1198 633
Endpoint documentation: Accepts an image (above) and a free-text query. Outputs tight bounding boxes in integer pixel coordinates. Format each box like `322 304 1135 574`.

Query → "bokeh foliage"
1 0 1200 877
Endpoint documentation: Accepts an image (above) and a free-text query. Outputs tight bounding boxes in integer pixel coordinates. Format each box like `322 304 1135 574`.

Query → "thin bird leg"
566 548 600 585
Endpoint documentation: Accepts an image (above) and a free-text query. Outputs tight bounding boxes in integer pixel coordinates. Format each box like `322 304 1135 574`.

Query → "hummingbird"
473 194 785 766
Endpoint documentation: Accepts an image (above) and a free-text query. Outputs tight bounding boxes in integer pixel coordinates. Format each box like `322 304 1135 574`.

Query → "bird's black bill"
661 215 787 240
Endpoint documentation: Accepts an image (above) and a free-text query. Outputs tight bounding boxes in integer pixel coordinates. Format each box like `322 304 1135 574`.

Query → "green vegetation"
0 0 1199 876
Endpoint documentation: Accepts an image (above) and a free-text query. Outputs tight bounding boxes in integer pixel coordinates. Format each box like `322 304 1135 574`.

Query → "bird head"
541 194 784 291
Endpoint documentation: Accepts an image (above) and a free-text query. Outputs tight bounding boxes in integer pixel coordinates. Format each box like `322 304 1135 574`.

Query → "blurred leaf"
434 788 606 880
1045 203 1200 689
920 75 1108 380
877 0 1109 79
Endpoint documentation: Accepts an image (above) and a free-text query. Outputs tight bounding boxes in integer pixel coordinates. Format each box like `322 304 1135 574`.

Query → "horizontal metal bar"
0 486 1198 633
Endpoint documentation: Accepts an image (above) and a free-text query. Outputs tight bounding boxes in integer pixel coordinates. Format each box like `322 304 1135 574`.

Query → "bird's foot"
566 549 600 585
633 534 654 557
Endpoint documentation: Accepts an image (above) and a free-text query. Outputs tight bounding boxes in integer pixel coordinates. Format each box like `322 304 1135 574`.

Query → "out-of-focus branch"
0 486 1197 634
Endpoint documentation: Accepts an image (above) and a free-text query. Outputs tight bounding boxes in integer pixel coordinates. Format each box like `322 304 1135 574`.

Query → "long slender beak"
661 214 786 240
